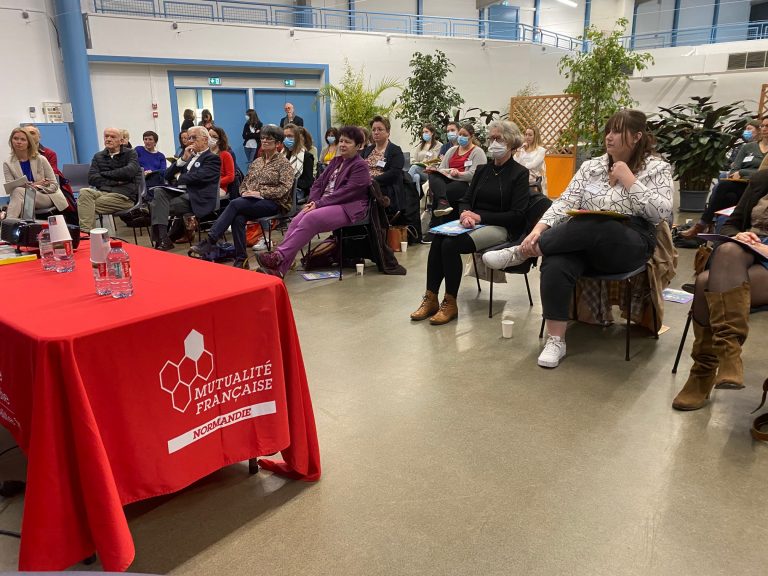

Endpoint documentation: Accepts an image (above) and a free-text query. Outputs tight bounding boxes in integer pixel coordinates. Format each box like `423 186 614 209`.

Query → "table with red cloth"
0 243 320 571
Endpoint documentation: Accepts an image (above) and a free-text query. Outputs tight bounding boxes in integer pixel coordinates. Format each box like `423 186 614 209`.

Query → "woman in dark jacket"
361 116 405 213
242 108 262 164
673 168 768 410
410 121 530 325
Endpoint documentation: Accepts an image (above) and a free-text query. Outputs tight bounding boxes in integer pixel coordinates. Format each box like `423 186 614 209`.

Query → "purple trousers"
276 204 355 275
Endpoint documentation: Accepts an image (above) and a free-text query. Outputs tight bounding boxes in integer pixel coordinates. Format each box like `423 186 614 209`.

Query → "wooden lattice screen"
759 84 768 118
508 94 579 155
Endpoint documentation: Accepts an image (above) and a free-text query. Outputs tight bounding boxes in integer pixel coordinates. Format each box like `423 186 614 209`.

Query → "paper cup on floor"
89 228 110 263
47 214 72 243
400 241 408 253
501 319 514 338
356 263 364 276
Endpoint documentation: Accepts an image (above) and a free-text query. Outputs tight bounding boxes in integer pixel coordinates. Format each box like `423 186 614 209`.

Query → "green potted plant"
648 96 752 212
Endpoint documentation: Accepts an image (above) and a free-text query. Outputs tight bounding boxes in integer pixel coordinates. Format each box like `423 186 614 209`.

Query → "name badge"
464 160 473 167
744 155 754 163
376 160 386 168
194 162 201 168
585 182 603 195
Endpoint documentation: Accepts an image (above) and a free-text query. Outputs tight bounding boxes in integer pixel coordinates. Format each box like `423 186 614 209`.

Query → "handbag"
386 225 407 252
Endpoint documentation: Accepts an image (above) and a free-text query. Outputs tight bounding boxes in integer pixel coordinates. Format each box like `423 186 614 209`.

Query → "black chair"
61 163 90 197
470 246 537 317
257 174 301 252
101 178 150 243
538 265 659 362
335 200 376 281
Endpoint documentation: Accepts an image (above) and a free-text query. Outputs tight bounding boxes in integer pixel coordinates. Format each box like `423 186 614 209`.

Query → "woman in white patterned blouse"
483 109 673 369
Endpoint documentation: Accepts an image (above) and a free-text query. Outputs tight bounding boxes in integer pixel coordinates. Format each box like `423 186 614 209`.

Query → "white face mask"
208 137 218 148
487 141 508 159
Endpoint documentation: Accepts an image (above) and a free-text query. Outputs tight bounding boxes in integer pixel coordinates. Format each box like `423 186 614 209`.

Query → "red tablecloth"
0 243 320 571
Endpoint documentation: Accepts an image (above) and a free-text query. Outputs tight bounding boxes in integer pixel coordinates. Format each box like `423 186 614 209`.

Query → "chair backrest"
62 163 90 192
287 173 301 217
523 187 552 236
22 186 36 220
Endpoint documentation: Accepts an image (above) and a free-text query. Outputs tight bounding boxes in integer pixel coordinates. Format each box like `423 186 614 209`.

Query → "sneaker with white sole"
433 201 453 217
254 238 267 251
538 335 566 368
482 245 526 270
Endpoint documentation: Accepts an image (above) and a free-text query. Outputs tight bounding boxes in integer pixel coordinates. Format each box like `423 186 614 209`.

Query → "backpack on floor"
300 235 339 270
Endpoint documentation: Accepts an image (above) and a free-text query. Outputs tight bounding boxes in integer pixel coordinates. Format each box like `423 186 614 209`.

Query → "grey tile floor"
2 218 768 574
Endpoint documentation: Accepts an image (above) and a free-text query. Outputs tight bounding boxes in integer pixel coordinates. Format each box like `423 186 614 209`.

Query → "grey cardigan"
438 145 488 182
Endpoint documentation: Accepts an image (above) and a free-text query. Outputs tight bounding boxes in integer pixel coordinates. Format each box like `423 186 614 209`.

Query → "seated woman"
191 125 294 269
410 121 530 325
672 169 768 410
256 126 371 278
207 126 235 198
283 123 314 201
682 116 768 238
361 116 404 211
177 130 190 157
439 122 459 157
317 127 339 176
426 123 487 218
483 109 673 368
3 128 69 219
135 130 167 191
514 126 547 195
408 123 441 196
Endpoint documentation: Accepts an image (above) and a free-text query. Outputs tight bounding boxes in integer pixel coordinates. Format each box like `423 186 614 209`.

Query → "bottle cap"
110 240 123 248
40 223 49 229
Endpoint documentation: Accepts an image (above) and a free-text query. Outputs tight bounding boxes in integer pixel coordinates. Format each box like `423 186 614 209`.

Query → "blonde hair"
525 127 542 150
120 129 130 143
9 127 38 159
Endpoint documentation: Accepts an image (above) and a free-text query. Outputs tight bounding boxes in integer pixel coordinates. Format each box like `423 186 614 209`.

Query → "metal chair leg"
539 317 545 338
524 273 533 307
625 278 632 361
672 308 693 374
472 253 481 293
488 268 494 318
338 228 343 281
132 226 138 244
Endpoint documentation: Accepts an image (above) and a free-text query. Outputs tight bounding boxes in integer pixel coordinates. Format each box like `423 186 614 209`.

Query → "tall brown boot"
429 294 458 325
672 320 719 411
410 290 439 321
707 282 750 390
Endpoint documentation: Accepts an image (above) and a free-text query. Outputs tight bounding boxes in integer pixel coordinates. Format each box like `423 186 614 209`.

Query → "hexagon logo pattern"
159 329 215 413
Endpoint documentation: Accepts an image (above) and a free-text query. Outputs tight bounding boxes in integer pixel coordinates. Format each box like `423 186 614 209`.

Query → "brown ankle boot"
707 283 750 390
680 221 709 239
673 320 719 410
410 290 439 321
429 294 458 325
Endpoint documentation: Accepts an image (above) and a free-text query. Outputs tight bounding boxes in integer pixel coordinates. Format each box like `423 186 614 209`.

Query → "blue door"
211 89 249 173
252 90 320 158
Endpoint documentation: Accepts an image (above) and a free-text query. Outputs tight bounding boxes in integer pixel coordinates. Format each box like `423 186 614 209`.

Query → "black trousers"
701 180 747 224
538 217 654 321
426 233 477 296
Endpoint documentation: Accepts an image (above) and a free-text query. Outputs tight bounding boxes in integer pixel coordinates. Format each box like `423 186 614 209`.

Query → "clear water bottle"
107 240 133 299
92 260 110 296
52 238 75 273
37 224 55 271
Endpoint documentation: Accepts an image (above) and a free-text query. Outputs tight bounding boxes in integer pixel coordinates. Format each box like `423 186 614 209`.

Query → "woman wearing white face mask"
208 126 235 198
410 121 530 325
408 123 441 195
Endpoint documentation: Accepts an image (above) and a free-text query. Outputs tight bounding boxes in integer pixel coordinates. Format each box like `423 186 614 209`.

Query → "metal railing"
625 19 768 50
91 0 584 51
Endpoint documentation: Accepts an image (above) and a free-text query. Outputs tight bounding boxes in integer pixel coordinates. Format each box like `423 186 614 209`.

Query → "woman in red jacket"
208 126 235 198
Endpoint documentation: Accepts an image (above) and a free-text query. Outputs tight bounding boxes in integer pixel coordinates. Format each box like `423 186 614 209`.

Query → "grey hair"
187 126 208 140
489 120 523 150
261 124 284 143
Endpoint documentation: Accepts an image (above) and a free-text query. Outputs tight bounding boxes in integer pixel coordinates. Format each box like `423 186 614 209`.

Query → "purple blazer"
309 154 371 220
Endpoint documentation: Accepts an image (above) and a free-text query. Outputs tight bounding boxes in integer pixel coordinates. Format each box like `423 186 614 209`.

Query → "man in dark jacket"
77 127 141 232
150 125 221 250
279 103 304 128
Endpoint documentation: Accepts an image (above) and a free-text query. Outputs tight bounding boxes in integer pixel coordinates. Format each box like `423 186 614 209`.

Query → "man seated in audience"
78 127 141 233
150 126 221 250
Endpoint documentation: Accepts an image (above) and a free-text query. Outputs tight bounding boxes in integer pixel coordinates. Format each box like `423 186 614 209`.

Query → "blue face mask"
743 130 754 141
326 136 336 145
447 131 458 142
457 135 469 147
422 133 432 142
284 138 295 150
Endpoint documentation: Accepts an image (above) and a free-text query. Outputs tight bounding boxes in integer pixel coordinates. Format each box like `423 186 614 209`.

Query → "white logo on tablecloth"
159 330 214 413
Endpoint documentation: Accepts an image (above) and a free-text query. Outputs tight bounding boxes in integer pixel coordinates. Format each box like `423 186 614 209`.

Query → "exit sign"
208 77 221 86
284 79 296 87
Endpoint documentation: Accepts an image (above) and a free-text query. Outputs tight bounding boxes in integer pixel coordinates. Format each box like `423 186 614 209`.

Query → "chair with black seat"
257 173 301 252
335 198 376 281
109 178 150 243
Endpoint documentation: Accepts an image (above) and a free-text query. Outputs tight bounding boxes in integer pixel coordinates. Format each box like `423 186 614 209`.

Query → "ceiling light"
556 0 578 7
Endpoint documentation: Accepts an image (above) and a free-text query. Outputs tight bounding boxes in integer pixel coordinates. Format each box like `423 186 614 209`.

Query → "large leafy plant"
648 96 752 191
559 18 653 154
396 50 465 143
318 60 400 127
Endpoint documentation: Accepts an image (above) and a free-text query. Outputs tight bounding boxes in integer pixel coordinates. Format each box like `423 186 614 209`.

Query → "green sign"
284 79 296 87
208 77 221 86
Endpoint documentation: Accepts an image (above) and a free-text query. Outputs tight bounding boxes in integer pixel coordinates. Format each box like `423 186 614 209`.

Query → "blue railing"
625 19 768 50
91 0 583 51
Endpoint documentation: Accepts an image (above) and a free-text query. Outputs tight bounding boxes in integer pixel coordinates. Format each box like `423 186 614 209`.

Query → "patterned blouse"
240 152 295 213
540 154 673 228
366 148 386 178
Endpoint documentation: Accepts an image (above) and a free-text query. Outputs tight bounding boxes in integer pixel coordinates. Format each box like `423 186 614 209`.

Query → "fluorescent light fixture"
556 0 578 7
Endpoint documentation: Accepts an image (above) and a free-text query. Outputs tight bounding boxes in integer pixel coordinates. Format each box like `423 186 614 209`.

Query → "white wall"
0 0 67 141
422 0 477 21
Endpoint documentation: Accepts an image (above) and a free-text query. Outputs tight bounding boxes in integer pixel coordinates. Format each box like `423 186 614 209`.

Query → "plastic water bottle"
107 240 133 299
37 224 55 271
92 260 110 295
52 238 75 273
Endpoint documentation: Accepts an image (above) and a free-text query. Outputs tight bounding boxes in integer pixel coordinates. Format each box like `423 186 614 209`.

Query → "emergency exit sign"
284 79 296 87
208 77 221 86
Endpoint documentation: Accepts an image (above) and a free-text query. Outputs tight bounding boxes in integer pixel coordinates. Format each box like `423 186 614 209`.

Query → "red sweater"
219 150 235 188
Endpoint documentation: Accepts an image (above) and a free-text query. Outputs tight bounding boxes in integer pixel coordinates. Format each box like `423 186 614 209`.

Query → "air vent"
728 53 747 69
746 51 768 68
728 51 768 70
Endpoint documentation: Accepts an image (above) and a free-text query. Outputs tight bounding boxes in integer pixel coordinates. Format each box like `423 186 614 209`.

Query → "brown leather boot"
707 282 750 390
672 320 719 410
680 221 709 239
410 290 439 321
429 294 458 325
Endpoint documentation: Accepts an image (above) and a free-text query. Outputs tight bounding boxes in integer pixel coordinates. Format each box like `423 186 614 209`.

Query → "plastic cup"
89 228 110 263
400 241 408 253
501 319 514 338
356 263 364 276
47 214 72 243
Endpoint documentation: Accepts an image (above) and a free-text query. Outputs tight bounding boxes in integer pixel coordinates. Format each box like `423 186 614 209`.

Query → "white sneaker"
482 245 525 270
254 239 267 251
538 335 566 368
433 205 453 217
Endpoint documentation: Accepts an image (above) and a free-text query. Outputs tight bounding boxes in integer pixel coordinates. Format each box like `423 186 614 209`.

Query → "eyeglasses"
371 127 387 133
262 137 276 142
187 136 198 141
487 136 507 143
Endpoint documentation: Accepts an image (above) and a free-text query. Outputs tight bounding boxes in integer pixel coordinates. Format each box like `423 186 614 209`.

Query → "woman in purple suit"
257 125 372 278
